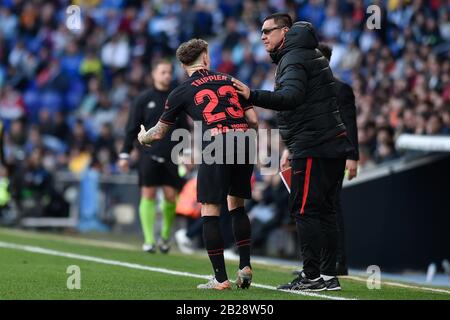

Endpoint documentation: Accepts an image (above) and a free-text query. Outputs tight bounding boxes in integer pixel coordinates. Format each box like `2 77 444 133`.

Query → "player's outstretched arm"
137 121 172 146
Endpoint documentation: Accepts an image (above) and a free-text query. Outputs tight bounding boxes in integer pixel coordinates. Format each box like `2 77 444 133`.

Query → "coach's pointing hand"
232 78 250 100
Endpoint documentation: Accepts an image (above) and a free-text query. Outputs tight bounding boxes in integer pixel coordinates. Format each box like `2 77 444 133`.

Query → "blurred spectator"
0 7 18 41
322 4 341 39
35 59 69 92
299 0 326 29
37 108 53 136
101 33 130 71
52 111 71 142
95 122 117 162
80 49 102 80
374 127 397 164
61 42 84 79
92 93 116 132
217 49 236 75
5 119 27 162
68 118 92 152
0 85 25 120
10 147 68 218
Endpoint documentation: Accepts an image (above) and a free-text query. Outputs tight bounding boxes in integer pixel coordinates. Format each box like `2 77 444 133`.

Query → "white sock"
321 274 335 281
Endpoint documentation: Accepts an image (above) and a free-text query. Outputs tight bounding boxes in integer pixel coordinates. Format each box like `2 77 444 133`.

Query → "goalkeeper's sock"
139 198 156 245
202 216 228 282
230 206 252 270
161 200 176 241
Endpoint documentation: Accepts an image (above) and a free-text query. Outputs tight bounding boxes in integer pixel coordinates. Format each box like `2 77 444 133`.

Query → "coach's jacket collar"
270 21 319 64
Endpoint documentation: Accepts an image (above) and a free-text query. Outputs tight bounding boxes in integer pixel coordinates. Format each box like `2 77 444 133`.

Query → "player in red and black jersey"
138 39 258 290
159 71 254 142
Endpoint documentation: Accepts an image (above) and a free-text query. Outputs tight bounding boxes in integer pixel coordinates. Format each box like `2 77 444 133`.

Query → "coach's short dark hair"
264 13 293 28
176 39 209 66
318 42 333 61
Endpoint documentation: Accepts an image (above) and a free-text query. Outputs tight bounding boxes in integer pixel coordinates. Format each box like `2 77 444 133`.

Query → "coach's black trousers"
289 157 346 279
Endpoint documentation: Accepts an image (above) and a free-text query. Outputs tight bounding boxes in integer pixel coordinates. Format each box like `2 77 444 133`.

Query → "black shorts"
197 163 254 204
138 153 184 190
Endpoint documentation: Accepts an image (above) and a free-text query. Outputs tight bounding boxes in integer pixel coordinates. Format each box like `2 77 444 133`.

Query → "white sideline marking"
344 276 450 295
0 241 353 300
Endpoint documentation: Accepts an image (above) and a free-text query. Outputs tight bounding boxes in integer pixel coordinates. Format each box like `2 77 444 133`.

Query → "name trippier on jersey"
191 74 228 87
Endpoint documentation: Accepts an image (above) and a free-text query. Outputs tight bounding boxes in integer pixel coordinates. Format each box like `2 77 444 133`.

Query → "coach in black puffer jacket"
247 21 353 159
233 14 355 289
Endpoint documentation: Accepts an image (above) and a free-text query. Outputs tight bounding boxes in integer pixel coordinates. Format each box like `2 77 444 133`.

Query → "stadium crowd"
0 0 449 249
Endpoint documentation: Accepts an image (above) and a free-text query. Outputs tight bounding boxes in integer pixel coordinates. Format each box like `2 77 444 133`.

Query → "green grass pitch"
0 227 449 300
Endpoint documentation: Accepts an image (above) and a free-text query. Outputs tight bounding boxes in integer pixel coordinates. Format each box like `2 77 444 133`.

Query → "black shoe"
291 277 327 291
324 277 342 291
336 263 348 276
277 273 304 290
158 239 171 254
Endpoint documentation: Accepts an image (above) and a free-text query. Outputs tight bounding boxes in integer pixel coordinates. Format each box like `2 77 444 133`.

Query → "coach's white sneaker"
197 277 231 290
